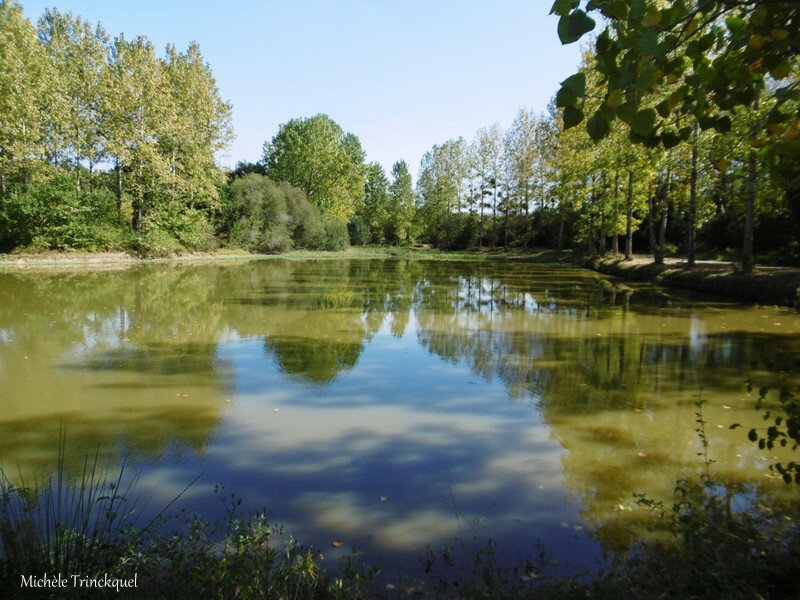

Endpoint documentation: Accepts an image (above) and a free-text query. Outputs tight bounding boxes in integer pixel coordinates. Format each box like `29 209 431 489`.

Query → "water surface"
1 258 798 575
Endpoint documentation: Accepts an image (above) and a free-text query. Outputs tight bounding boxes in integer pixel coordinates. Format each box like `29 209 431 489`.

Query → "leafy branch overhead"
551 0 799 156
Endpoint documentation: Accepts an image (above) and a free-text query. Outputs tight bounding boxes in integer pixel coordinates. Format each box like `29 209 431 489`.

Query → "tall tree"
161 42 233 213
100 34 170 227
263 114 365 223
0 0 50 193
37 9 108 195
361 162 390 243
388 160 415 243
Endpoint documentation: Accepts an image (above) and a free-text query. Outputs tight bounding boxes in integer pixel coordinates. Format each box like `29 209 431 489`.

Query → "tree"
417 138 470 248
37 8 108 195
262 114 365 223
388 160 415 243
360 162 390 242
551 0 799 270
100 34 170 228
161 42 233 214
0 0 50 194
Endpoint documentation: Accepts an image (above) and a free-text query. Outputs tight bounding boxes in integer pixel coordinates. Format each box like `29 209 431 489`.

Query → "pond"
1 257 798 577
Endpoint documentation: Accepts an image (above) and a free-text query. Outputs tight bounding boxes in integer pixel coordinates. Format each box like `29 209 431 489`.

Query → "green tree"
0 0 49 194
417 138 470 248
262 114 365 223
161 42 233 214
388 160 415 243
360 162 390 243
37 8 108 195
100 34 170 228
551 0 799 270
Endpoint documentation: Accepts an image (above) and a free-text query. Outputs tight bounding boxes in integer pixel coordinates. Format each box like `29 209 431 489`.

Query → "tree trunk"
625 170 634 259
687 126 698 266
742 97 759 273
588 176 596 255
492 178 498 247
557 213 564 252
743 146 756 272
657 201 668 265
648 185 656 259
503 192 509 250
132 162 143 231
115 159 123 217
612 171 620 254
655 171 671 265
599 172 606 254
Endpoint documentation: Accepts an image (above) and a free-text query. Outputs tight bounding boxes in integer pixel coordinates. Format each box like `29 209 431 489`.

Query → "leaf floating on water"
331 539 344 548
573 525 583 531
560 521 569 528
379 495 388 502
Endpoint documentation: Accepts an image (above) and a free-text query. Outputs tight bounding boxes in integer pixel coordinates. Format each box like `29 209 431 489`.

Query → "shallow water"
1 258 798 575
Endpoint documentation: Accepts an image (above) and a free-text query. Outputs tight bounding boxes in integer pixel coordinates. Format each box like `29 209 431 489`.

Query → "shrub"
134 224 182 258
348 216 370 246
0 178 127 251
224 174 343 253
321 220 349 251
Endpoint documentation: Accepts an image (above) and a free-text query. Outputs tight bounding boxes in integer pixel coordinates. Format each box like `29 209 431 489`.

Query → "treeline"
0 2 235 255
0 1 414 257
227 113 417 251
415 2 800 268
415 76 799 267
3 1 797 266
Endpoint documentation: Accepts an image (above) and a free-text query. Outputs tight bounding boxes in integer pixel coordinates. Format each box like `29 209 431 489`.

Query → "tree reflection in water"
0 258 798 567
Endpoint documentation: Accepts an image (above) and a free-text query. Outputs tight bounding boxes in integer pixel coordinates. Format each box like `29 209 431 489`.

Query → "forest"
1 0 798 270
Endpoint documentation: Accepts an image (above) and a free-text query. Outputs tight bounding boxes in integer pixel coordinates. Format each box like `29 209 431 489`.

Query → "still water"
1 258 798 574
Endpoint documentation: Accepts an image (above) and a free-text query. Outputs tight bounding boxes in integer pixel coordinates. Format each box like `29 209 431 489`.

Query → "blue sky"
20 1 582 176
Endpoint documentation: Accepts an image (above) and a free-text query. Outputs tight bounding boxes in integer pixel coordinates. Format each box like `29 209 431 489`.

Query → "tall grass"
0 434 145 580
0 437 380 599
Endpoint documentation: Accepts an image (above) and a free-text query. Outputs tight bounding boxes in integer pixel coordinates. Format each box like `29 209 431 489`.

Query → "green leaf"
605 89 625 108
617 100 638 124
698 115 716 130
661 131 680 149
713 115 732 134
563 106 584 129
558 10 596 44
656 100 671 119
631 108 657 135
725 16 746 33
586 111 609 140
556 87 577 108
560 72 586 97
550 0 578 16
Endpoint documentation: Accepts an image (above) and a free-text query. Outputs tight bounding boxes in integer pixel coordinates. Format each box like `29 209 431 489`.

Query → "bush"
348 216 370 246
0 177 127 251
134 223 182 258
321 220 349 251
224 174 344 253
